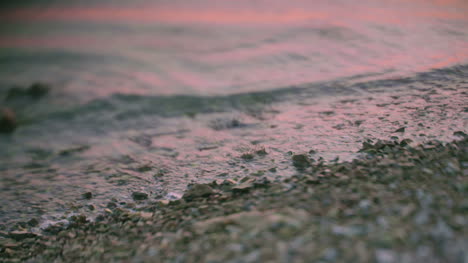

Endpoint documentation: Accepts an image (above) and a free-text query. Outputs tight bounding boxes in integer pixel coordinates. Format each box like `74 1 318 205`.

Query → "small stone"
158 200 170 206
132 192 149 201
255 148 267 155
69 214 87 224
0 108 17 133
305 177 320 185
6 83 50 100
28 82 50 98
292 154 312 169
27 218 39 227
453 131 467 138
82 192 93 199
250 170 265 176
221 179 236 186
137 165 152 172
139 212 153 219
183 184 214 200
8 230 37 241
394 127 406 133
107 202 117 208
241 153 254 160
216 179 236 191
232 181 255 194
400 139 413 147
354 120 364 126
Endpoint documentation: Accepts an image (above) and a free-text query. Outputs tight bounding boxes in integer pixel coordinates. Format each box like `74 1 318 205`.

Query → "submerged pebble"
5 82 50 101
241 153 255 160
0 108 17 133
292 154 313 169
82 192 93 200
131 192 149 201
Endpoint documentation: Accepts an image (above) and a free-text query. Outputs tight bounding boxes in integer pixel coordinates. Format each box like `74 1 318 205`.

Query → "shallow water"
0 0 467 229
1 0 468 99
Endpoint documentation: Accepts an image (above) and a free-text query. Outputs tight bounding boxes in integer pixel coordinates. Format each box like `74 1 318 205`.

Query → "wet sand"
0 72 467 233
0 130 467 262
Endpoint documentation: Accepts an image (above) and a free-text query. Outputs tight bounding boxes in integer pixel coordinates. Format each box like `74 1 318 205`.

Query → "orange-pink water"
1 0 467 99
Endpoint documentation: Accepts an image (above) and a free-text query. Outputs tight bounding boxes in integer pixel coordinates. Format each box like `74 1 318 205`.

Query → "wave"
34 63 468 121
1 63 466 140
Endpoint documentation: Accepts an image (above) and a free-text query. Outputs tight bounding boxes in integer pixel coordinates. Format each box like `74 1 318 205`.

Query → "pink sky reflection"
1 3 467 25
0 0 467 98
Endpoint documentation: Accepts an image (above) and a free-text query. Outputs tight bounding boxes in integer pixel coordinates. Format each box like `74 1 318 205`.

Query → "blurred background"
1 0 467 101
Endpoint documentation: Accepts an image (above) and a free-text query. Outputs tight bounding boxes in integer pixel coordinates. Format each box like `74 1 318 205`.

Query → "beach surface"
1 121 467 262
1 66 467 231
0 67 467 262
0 1 467 261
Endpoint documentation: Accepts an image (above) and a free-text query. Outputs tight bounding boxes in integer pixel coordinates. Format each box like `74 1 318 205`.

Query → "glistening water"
0 0 467 230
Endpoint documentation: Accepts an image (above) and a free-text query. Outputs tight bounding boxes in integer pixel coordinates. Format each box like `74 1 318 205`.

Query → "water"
0 0 467 229
1 0 467 99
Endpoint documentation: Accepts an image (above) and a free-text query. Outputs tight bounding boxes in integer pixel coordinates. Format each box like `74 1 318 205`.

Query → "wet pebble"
6 83 50 100
241 153 255 160
132 192 149 201
82 192 93 200
27 218 39 227
292 154 312 169
453 131 467 138
183 184 214 200
8 231 37 241
394 127 406 133
0 108 17 133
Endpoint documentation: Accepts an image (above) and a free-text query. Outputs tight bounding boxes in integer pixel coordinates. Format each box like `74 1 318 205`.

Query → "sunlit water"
0 0 467 229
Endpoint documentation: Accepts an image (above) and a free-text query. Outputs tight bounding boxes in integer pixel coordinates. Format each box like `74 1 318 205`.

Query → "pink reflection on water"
1 0 467 25
0 0 467 97
1 8 328 24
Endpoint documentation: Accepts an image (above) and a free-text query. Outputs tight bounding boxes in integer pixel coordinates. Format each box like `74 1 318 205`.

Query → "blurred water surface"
1 0 467 100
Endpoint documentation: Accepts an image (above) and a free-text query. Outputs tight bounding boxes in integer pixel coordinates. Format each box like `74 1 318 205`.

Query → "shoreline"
0 76 467 235
0 136 466 262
